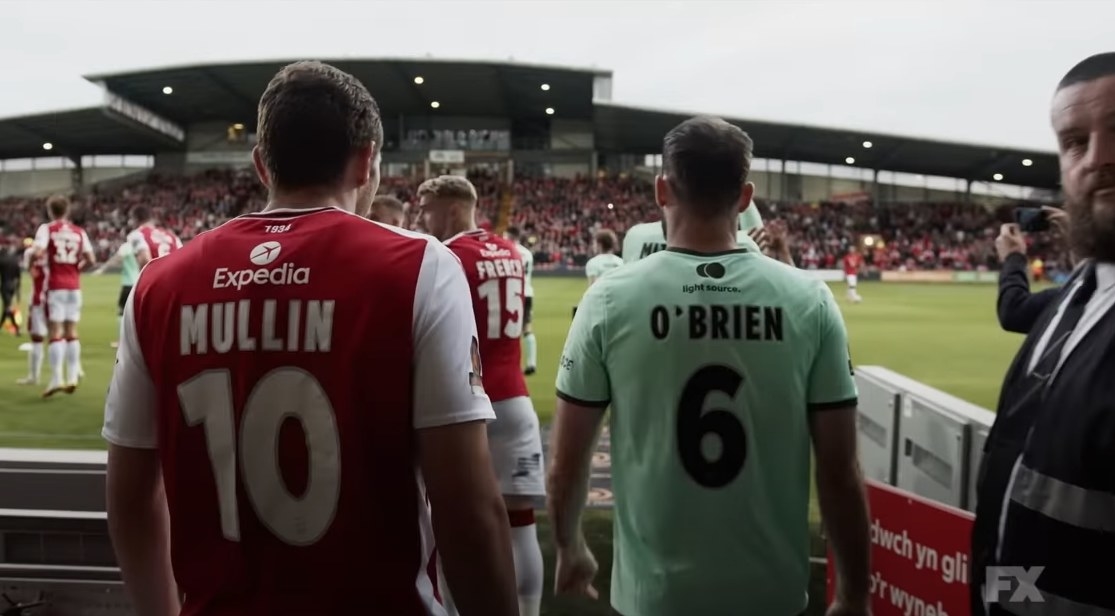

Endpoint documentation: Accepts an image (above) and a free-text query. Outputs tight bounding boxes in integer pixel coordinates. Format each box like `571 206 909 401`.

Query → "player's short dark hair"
595 229 617 253
131 205 151 223
371 195 406 213
662 116 753 219
505 226 521 240
256 61 383 191
45 195 69 219
1058 52 1115 91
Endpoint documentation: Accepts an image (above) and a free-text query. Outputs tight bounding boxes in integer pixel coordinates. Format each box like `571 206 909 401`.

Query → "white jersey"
514 242 534 298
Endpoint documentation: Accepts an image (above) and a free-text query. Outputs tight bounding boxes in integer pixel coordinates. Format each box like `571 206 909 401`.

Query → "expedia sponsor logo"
480 242 513 259
682 282 742 294
213 263 311 290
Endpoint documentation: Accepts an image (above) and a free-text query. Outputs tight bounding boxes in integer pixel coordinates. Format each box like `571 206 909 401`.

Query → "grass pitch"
0 275 1024 614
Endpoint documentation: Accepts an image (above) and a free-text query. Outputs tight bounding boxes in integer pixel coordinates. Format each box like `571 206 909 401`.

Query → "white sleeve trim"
412 239 496 429
102 283 158 449
32 224 49 250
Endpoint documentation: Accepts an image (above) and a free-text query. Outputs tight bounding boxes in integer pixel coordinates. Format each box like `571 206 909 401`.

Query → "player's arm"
31 224 49 259
102 287 180 616
412 242 517 616
549 284 610 595
80 230 96 269
95 244 127 274
806 285 870 611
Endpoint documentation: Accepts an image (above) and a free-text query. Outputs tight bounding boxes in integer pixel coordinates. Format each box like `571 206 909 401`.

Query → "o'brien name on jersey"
650 303 784 342
180 241 333 355
477 242 524 280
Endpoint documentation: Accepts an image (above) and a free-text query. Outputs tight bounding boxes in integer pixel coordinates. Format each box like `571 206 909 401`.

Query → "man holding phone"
996 205 1073 333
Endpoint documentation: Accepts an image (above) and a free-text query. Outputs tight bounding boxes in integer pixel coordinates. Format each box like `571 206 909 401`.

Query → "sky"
2 0 1112 153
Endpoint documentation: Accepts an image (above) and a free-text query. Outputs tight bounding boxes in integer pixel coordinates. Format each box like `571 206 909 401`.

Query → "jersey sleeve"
555 282 611 407
32 224 49 250
807 284 858 411
126 230 147 256
80 229 95 258
412 240 496 429
102 282 158 448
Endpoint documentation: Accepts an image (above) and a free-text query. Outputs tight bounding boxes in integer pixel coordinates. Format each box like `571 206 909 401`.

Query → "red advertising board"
826 479 974 616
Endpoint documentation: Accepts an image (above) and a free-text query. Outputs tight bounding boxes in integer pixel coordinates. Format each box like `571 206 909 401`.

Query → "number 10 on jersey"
179 367 341 547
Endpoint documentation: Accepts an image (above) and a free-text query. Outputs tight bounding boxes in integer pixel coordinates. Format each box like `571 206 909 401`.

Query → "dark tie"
1029 264 1098 380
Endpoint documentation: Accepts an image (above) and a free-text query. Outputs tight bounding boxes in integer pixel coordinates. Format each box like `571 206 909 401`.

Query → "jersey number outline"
677 365 747 488
53 236 80 265
178 367 341 546
477 278 523 339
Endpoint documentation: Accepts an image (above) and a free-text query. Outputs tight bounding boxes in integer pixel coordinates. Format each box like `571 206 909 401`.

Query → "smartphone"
1014 207 1050 233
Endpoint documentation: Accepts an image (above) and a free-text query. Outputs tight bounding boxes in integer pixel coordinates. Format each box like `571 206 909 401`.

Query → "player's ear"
251 146 272 190
739 183 755 213
350 144 375 189
655 175 670 208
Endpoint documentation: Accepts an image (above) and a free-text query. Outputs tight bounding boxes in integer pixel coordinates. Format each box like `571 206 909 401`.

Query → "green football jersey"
556 246 857 616
621 206 764 264
118 242 139 287
585 253 624 280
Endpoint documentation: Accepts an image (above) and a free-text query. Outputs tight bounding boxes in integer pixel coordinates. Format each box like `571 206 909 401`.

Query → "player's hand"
995 223 1027 261
826 599 871 616
766 220 790 253
554 545 599 599
747 227 771 253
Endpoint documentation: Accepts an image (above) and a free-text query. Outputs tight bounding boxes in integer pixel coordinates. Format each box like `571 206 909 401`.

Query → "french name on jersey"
650 304 784 342
475 257 524 280
180 299 334 355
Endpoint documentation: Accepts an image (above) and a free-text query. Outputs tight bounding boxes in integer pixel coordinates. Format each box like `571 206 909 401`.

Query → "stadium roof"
84 58 604 126
595 103 1060 190
0 58 1061 189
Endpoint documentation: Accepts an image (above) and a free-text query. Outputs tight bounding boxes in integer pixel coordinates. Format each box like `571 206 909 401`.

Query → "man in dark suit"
996 207 1073 334
973 52 1115 615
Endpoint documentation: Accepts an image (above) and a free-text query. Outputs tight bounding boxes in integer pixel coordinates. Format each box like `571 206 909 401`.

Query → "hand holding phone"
1014 207 1051 232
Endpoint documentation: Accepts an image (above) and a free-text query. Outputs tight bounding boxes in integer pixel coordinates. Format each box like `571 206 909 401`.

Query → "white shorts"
846 274 858 287
46 290 82 323
488 396 545 496
29 305 47 338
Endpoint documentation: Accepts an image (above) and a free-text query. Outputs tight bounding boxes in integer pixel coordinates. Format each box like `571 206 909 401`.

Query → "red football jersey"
33 220 92 291
22 250 46 307
843 253 863 276
128 224 183 260
445 229 529 402
103 207 493 615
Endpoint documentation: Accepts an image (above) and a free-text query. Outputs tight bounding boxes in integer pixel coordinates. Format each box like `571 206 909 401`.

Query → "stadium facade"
0 58 1061 204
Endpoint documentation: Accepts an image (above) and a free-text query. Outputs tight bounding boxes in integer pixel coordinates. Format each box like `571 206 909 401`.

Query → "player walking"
127 205 183 267
584 229 623 286
16 245 48 386
421 178 546 616
32 195 95 397
548 117 871 616
843 246 864 303
102 61 517 616
504 226 538 376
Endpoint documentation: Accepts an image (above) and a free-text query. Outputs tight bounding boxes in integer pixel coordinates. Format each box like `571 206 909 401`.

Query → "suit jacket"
972 261 1115 614
996 252 1061 334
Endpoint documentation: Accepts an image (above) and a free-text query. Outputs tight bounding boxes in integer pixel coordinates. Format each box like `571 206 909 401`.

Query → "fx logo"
984 566 1044 604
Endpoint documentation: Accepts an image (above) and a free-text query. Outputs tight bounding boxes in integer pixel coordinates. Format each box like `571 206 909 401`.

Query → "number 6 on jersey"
178 367 341 546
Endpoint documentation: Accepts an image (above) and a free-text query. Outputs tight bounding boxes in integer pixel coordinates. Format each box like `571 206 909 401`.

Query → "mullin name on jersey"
181 260 332 356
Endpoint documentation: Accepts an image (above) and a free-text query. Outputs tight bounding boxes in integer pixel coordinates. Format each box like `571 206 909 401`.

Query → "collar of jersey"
665 247 750 257
242 206 340 219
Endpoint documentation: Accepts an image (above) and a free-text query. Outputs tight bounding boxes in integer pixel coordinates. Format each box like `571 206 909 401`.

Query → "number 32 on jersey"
179 367 341 547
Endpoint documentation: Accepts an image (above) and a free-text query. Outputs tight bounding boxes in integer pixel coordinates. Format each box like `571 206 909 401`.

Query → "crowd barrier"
824 365 997 616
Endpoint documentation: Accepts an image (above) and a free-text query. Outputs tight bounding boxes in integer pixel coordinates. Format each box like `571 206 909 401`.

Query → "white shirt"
1026 261 1115 380
514 242 534 298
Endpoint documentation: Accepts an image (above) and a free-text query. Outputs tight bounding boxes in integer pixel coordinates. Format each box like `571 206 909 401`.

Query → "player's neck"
265 188 354 214
665 217 737 254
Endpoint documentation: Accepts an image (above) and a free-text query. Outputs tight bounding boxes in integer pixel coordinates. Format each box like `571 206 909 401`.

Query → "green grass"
0 275 1025 615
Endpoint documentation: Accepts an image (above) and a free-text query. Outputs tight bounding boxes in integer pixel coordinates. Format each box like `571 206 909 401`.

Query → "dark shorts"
118 285 133 316
523 296 534 325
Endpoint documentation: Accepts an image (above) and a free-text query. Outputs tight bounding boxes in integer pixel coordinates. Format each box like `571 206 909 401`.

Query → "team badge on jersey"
469 336 484 394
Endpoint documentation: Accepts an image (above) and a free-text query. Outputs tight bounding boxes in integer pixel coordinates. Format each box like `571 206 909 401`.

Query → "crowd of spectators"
0 169 1065 274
